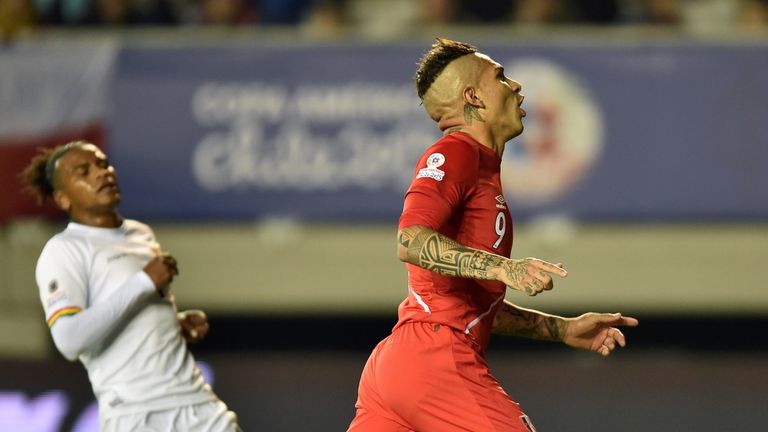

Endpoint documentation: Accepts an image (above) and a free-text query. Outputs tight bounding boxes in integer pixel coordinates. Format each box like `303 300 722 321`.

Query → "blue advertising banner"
111 42 768 222
113 44 433 221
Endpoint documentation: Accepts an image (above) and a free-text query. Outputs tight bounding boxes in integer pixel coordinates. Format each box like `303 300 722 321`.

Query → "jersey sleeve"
399 139 479 230
36 237 89 328
49 270 156 361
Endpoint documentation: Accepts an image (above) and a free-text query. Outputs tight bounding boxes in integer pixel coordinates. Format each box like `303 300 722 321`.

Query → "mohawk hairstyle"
414 38 478 100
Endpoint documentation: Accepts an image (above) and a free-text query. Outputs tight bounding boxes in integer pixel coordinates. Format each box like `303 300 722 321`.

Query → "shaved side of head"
414 39 487 125
415 38 477 100
422 54 488 122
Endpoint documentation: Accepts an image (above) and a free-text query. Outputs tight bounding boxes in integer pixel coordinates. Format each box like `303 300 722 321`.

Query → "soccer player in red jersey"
347 39 639 432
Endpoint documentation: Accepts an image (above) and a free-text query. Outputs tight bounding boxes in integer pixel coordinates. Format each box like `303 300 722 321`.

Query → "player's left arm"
492 301 639 356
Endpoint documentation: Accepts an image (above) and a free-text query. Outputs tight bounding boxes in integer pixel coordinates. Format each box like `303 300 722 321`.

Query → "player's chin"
510 123 524 138
103 196 122 209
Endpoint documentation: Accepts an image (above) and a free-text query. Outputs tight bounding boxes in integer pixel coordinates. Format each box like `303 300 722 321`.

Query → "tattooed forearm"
464 103 484 125
492 302 567 342
398 226 504 280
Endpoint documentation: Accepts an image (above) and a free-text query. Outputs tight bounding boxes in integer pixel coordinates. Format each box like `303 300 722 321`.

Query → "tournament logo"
48 280 58 293
416 152 446 181
46 290 67 308
501 58 604 205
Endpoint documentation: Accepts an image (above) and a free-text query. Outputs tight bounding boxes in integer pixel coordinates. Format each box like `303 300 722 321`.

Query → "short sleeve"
399 138 479 230
36 237 89 328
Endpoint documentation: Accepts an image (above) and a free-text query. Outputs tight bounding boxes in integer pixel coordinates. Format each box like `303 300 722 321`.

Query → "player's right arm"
37 240 177 361
397 225 566 296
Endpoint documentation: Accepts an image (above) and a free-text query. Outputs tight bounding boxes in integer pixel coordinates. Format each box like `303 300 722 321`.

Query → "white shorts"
102 400 241 432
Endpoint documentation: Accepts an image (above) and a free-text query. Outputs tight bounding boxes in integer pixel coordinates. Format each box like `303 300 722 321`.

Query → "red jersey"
396 132 513 356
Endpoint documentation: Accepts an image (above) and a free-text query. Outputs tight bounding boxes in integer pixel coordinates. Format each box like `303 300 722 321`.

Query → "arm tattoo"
399 226 504 280
492 302 566 341
464 103 485 125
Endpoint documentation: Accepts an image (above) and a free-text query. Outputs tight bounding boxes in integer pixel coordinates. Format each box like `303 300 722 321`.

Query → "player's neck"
443 127 505 158
69 210 123 228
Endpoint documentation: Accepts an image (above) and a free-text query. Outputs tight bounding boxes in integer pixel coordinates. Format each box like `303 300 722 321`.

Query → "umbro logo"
495 195 506 204
107 252 129 262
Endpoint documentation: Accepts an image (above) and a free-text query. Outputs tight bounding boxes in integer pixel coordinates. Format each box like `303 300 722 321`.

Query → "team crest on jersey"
416 153 446 181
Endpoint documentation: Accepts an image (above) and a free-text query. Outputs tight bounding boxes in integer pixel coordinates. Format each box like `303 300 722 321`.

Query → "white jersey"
36 220 216 419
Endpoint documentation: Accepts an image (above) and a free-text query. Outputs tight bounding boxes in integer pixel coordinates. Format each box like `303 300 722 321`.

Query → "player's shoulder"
44 226 88 252
415 133 482 183
38 229 88 268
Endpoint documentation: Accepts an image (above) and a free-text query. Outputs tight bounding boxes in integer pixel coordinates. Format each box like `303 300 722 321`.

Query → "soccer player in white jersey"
22 141 241 432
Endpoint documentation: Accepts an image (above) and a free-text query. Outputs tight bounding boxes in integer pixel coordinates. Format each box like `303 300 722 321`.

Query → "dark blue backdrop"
111 42 768 222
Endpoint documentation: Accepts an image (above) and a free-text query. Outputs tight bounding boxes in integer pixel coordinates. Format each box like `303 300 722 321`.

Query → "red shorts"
348 322 536 432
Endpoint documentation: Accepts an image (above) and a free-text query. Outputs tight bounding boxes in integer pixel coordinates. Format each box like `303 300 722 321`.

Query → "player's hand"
563 313 639 356
143 252 179 291
178 309 209 344
493 258 567 296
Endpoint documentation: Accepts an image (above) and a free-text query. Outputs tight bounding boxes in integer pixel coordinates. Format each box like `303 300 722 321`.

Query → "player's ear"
53 190 71 212
462 86 485 109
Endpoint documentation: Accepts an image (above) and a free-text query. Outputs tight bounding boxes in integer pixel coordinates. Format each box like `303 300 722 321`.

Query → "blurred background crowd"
2 0 768 40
